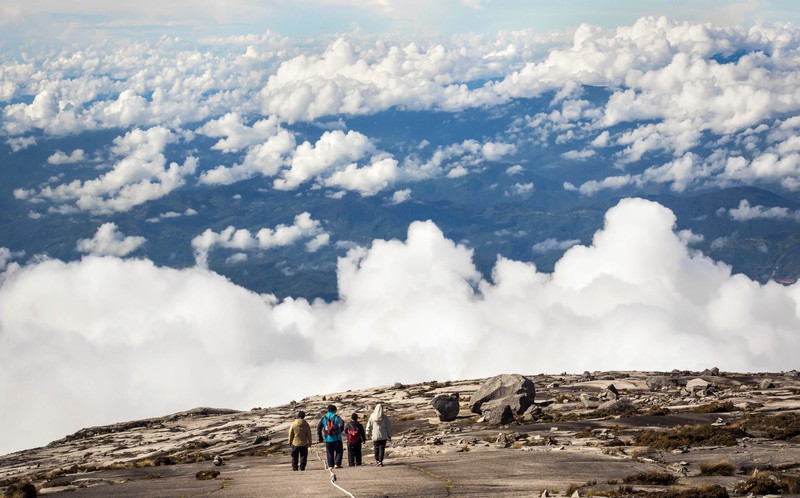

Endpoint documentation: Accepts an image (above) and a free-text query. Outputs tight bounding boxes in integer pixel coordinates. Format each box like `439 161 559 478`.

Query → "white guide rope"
313 445 356 498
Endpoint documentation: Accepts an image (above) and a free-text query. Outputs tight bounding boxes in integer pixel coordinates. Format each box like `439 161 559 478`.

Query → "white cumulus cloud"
191 212 329 267
76 223 146 257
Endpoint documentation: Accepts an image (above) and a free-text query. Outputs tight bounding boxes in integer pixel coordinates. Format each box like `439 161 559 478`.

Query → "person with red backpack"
344 413 366 467
316 404 345 469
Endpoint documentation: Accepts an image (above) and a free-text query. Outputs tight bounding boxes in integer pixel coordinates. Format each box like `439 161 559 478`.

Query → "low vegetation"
740 412 800 441
622 471 679 485
733 474 781 495
698 460 737 476
2 482 38 498
583 484 728 498
689 401 738 413
633 424 746 450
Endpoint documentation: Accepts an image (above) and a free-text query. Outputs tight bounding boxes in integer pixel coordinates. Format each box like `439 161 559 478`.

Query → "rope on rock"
313 445 356 498
408 463 454 495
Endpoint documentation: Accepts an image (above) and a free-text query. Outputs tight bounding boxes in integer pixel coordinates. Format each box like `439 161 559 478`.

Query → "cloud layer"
5 18 800 206
2 198 799 455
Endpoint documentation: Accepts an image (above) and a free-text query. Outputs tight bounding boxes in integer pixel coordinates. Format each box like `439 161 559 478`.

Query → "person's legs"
325 442 335 468
354 443 362 465
290 445 300 471
373 440 380 463
376 439 386 464
347 443 355 466
299 446 308 471
334 440 344 467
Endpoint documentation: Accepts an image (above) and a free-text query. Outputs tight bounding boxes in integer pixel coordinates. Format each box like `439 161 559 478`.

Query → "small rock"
253 435 270 445
580 393 600 409
759 379 775 389
196 470 220 480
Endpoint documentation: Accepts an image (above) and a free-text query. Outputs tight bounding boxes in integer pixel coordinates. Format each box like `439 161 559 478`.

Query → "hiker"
316 404 345 469
287 410 312 471
344 413 366 467
366 403 392 467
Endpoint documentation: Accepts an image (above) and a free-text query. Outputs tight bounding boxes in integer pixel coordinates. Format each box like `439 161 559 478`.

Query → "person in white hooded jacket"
365 403 392 466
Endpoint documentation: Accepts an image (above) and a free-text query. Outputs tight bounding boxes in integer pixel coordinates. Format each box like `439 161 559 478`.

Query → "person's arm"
365 419 372 439
359 423 366 443
316 418 324 442
288 424 295 444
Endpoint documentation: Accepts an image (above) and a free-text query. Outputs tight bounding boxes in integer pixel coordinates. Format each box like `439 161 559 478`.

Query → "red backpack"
346 427 360 444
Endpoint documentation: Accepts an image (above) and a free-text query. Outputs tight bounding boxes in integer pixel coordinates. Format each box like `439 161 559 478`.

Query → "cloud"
561 149 595 161
47 149 86 165
4 19 800 195
390 188 412 204
0 247 24 273
3 198 800 455
198 116 297 185
76 223 146 257
7 136 36 152
532 237 581 254
728 199 800 221
275 130 376 190
191 212 328 267
19 127 197 214
196 113 282 153
506 182 534 196
145 208 198 223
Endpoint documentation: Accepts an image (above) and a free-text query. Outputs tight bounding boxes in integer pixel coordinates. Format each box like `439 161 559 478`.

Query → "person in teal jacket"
316 404 345 468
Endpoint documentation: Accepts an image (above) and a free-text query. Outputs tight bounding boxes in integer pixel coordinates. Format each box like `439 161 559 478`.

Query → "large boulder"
481 399 515 424
686 378 715 397
431 393 460 422
646 375 678 391
469 374 536 415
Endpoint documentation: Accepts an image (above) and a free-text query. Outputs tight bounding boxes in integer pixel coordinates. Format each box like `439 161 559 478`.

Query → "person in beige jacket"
287 411 313 471
365 403 392 466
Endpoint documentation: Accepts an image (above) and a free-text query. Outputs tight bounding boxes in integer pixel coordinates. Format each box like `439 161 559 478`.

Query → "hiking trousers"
373 439 387 463
347 442 362 466
290 445 308 471
325 440 343 468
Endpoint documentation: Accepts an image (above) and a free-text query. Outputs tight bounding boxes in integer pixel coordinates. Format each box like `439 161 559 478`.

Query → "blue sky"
1 0 798 47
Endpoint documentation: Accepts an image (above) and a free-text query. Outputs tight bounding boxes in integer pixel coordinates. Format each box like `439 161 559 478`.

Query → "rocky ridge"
2 370 800 497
